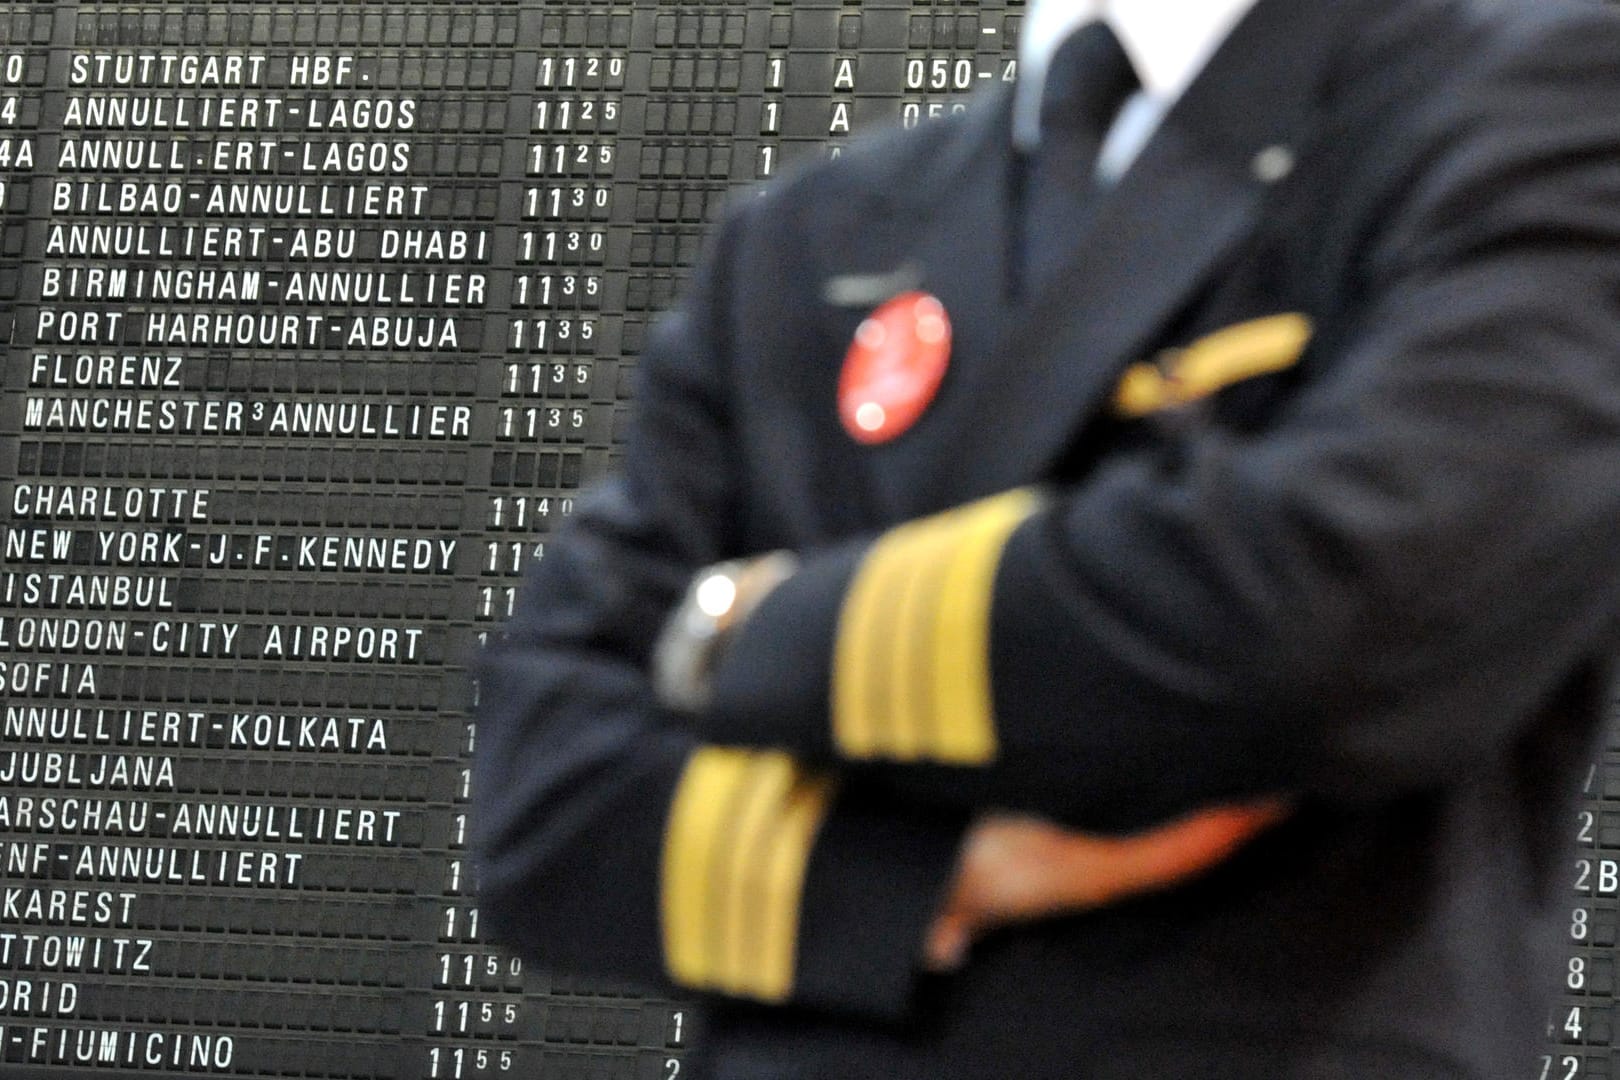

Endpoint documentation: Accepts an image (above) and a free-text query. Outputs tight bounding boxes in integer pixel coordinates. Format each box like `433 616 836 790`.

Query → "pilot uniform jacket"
473 0 1620 1077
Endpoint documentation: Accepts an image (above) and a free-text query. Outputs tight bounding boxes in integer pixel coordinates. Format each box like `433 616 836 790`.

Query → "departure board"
0 3 1027 1078
0 3 1603 1080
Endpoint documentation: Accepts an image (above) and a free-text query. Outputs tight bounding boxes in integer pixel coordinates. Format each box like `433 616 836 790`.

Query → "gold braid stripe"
1112 313 1313 418
662 747 837 1002
833 488 1042 765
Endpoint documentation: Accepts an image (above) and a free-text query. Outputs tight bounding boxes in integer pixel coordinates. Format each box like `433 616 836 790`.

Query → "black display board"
0 3 1599 1079
0 3 1024 1077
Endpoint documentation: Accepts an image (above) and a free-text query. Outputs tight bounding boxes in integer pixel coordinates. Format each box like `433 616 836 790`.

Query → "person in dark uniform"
472 1 1620 1076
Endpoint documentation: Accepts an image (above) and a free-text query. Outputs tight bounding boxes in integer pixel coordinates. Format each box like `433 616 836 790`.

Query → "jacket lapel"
962 0 1341 490
806 88 1027 522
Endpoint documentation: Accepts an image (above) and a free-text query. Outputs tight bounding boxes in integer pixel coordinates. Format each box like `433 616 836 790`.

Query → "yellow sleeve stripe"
1112 312 1313 418
881 520 958 762
662 747 837 1002
833 488 1042 766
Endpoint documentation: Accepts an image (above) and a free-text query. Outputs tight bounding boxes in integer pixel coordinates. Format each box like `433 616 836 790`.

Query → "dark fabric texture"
1037 21 1140 140
1022 20 1141 289
473 0 1620 1076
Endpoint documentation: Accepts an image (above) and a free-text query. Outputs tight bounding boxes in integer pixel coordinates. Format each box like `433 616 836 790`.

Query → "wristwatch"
652 551 798 713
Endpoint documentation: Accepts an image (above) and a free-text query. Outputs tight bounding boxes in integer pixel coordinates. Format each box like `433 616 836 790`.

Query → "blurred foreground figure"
473 1 1620 1076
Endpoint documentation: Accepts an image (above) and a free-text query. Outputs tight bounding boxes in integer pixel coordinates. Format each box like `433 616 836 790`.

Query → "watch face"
694 570 741 621
652 569 732 714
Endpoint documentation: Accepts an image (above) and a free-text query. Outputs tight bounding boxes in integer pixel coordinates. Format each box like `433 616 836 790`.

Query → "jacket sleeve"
470 197 967 1020
699 11 1620 830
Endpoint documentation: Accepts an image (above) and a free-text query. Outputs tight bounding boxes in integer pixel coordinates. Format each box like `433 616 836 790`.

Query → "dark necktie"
1015 20 1141 295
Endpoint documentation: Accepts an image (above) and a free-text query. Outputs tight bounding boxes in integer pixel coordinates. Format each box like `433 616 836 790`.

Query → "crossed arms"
472 12 1620 1019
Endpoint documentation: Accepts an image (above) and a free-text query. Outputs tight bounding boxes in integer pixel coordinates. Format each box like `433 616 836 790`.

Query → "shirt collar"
1108 0 1259 100
1020 0 1259 104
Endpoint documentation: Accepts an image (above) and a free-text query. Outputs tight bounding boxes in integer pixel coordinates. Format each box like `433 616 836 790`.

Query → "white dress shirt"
1014 0 1260 180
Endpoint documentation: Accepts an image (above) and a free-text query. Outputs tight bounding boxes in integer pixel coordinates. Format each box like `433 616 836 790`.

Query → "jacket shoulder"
1337 0 1620 91
740 92 1000 241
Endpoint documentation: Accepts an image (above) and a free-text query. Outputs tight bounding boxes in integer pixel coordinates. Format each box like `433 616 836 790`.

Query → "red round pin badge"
837 291 952 445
